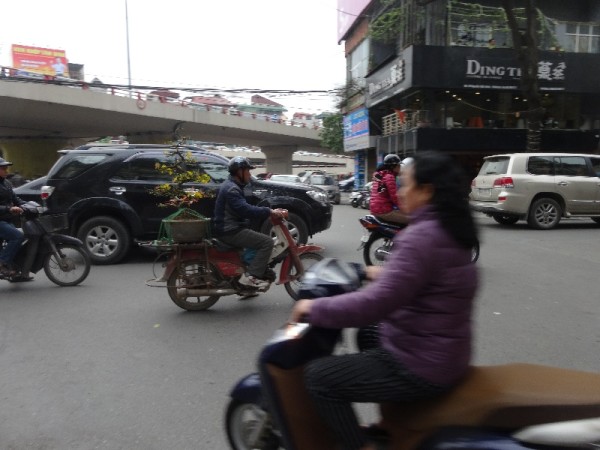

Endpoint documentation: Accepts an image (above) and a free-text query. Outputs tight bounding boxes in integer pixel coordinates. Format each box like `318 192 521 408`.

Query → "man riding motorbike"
0 157 26 278
213 156 286 289
369 154 408 226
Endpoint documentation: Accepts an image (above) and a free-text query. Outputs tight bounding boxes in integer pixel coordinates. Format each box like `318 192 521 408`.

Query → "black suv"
40 144 333 264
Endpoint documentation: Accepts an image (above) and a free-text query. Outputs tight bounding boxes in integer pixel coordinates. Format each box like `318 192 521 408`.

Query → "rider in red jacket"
369 154 408 226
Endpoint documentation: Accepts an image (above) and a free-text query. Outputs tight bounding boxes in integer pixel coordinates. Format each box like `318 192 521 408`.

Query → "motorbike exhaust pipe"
179 288 237 296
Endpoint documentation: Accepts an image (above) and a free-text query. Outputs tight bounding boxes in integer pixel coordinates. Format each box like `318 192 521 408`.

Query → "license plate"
478 188 491 198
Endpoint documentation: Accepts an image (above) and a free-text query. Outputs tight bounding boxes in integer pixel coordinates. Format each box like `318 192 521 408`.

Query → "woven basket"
161 218 211 243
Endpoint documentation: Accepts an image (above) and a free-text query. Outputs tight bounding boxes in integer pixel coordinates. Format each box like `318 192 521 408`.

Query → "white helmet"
401 157 414 167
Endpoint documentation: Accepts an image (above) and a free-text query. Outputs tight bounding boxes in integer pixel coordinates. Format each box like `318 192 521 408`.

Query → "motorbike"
0 201 91 286
358 214 480 266
225 258 600 450
350 189 370 209
147 212 323 311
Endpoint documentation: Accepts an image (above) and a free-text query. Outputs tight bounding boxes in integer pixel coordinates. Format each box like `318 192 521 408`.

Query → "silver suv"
470 153 600 229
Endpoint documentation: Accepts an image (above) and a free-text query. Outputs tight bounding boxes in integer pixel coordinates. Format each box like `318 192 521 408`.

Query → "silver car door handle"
109 186 127 195
557 181 568 186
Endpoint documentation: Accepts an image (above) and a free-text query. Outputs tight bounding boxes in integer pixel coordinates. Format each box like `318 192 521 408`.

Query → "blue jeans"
0 220 24 265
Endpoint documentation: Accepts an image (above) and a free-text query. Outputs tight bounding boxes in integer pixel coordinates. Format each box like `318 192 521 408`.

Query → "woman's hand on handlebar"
366 265 384 281
270 208 288 219
290 299 312 323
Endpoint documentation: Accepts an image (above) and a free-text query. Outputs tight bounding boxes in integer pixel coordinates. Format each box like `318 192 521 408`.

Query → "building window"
348 38 369 87
564 23 600 53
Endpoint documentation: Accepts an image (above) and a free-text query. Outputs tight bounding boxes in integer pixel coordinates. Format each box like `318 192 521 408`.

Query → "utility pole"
125 0 132 96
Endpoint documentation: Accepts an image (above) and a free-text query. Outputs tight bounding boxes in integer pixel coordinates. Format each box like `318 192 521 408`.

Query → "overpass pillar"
261 145 297 174
0 139 75 179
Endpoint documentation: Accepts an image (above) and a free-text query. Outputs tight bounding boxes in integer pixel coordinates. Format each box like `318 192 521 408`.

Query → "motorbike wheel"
363 234 390 267
284 252 324 300
471 240 480 263
225 399 279 450
43 244 91 286
351 198 359 208
166 259 220 311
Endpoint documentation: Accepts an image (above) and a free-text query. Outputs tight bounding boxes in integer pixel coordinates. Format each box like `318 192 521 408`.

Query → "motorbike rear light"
493 177 514 188
40 185 55 200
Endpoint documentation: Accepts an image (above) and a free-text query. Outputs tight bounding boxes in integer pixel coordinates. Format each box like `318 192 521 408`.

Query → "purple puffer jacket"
369 169 399 215
308 205 478 386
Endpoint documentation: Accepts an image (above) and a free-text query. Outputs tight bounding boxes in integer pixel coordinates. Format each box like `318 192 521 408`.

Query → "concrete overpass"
0 77 326 178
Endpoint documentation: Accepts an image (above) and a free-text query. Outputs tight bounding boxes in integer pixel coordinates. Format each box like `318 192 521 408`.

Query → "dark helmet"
0 157 13 167
228 156 255 175
383 154 401 168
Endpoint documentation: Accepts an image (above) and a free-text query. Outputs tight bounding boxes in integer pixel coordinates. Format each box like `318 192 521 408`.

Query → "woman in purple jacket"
290 151 479 450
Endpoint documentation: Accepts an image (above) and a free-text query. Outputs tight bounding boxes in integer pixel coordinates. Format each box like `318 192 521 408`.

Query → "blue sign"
343 107 370 151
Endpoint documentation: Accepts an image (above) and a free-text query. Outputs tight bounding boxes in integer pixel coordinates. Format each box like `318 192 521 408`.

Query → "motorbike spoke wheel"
43 244 91 286
166 259 220 311
284 252 324 300
363 234 390 266
225 399 279 450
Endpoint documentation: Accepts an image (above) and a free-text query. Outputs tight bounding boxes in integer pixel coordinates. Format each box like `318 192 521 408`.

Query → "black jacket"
0 177 25 222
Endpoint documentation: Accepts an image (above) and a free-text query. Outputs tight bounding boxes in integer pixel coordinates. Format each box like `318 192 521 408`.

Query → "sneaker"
238 273 270 289
0 263 17 278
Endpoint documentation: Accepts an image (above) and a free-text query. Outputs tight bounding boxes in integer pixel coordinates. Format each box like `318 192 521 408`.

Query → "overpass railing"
0 65 323 130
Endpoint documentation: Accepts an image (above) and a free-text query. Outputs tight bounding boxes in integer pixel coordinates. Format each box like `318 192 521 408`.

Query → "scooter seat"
379 363 600 449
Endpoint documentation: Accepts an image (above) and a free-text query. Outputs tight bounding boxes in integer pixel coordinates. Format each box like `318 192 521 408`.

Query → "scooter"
350 189 369 209
0 201 91 286
225 258 600 450
358 214 480 265
147 212 323 311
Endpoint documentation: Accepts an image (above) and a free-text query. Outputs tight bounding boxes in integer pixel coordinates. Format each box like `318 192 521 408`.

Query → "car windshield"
311 175 334 186
479 157 509 175
52 154 110 179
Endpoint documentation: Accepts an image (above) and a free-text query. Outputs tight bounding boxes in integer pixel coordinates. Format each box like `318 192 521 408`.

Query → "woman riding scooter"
291 151 479 450
369 154 408 226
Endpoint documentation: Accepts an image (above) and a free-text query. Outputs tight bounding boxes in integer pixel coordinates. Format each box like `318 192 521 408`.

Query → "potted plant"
152 145 213 243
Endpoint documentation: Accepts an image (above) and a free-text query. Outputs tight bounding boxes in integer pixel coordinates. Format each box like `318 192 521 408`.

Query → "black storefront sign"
366 45 600 107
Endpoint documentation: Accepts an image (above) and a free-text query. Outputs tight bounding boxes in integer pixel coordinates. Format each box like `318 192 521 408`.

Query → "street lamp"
125 0 132 95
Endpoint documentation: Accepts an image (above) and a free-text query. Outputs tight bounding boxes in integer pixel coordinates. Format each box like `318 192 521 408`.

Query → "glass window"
589 157 600 177
555 156 588 176
52 154 109 179
112 155 171 182
348 39 369 86
479 157 509 175
527 156 554 175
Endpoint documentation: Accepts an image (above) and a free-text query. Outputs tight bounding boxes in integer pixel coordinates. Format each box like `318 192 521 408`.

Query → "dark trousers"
304 346 447 450
218 228 274 278
0 220 24 265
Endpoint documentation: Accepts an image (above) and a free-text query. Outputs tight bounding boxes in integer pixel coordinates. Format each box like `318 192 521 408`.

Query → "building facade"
339 0 600 182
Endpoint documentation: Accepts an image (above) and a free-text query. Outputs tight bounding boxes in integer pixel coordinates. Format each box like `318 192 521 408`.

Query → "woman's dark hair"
412 151 478 248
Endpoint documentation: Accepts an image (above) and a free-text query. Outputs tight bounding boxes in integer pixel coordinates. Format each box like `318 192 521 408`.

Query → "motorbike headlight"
306 190 328 205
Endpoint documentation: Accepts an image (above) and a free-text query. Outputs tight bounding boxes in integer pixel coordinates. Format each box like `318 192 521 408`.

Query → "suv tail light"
40 185 55 200
493 177 514 189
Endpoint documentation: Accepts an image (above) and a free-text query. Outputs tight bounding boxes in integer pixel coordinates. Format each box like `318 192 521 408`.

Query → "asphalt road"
1 201 599 449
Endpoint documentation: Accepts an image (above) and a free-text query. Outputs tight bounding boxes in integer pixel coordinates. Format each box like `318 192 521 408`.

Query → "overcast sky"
0 0 347 115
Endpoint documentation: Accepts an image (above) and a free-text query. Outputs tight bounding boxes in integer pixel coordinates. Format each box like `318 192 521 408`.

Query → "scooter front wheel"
284 252 324 300
44 244 91 286
363 234 390 266
167 259 220 311
225 399 279 450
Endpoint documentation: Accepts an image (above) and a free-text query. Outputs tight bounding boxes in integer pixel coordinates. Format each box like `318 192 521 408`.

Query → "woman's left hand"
290 299 312 323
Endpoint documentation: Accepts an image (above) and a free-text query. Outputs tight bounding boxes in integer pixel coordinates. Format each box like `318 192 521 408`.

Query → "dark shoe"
9 275 34 283
0 263 18 278
361 424 391 443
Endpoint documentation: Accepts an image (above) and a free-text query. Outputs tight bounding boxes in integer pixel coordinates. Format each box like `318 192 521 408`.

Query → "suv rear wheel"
77 216 132 265
527 198 562 230
260 212 308 244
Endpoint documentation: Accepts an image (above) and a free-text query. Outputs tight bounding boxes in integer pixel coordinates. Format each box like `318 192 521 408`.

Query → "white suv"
470 153 600 229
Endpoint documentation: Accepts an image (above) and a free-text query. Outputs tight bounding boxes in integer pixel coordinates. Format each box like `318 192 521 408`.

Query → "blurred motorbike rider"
291 151 479 450
0 158 26 278
369 154 408 226
213 156 286 289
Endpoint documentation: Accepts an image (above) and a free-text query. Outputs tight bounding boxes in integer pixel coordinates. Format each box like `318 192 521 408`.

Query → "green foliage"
370 3 409 43
152 147 212 208
319 113 344 154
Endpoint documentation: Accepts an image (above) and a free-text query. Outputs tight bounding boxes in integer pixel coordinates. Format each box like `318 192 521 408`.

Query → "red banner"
11 44 69 77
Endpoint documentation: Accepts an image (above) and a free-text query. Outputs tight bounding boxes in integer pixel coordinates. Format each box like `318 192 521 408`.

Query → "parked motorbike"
358 214 480 266
147 212 323 311
0 201 91 286
350 189 370 209
225 258 600 450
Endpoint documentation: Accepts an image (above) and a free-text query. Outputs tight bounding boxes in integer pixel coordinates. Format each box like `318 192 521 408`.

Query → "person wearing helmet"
0 158 26 278
369 154 408 226
213 156 286 289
